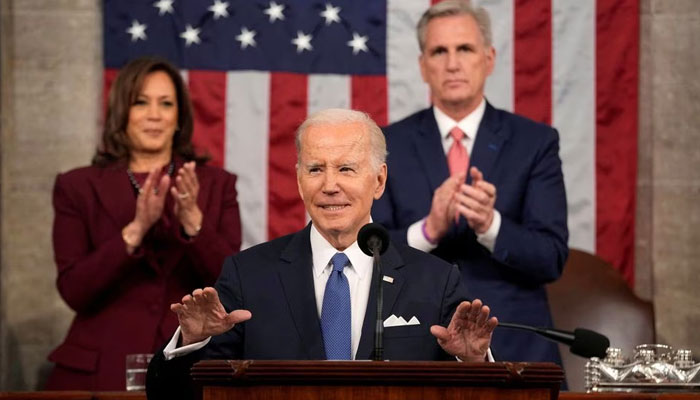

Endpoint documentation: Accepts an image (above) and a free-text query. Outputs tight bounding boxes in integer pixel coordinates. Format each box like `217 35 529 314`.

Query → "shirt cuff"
407 219 438 253
476 210 501 253
162 326 211 360
455 348 495 362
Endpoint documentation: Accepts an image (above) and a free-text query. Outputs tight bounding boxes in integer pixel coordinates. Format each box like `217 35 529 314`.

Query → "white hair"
295 108 387 171
416 0 493 51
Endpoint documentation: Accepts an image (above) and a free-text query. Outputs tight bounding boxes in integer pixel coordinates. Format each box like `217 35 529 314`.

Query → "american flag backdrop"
103 0 639 286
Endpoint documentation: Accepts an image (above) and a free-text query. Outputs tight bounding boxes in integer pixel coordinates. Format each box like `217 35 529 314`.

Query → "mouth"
318 204 350 212
143 129 164 137
444 79 467 87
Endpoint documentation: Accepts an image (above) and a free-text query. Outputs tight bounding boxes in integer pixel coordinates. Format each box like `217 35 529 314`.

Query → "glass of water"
125 353 153 391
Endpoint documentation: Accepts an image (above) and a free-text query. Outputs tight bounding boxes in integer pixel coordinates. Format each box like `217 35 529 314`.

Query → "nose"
321 170 339 194
446 50 460 71
146 102 161 119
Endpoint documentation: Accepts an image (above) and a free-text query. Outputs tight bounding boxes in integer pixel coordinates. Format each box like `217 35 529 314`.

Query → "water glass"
125 353 153 391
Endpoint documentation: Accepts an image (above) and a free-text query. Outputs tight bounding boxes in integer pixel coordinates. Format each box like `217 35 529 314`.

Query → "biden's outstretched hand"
171 287 252 346
430 299 498 362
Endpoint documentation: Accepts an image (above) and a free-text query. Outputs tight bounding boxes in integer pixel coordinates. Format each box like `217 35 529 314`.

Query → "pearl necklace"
126 162 175 194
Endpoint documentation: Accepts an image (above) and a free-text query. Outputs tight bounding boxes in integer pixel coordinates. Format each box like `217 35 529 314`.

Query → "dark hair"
92 56 209 166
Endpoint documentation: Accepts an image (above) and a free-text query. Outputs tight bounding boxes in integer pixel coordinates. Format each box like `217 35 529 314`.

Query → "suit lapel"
90 164 137 228
195 168 212 216
277 224 326 359
414 108 450 191
469 102 509 183
356 244 405 360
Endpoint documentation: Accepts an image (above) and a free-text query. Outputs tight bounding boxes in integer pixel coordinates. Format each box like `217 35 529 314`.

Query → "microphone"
358 222 390 256
357 223 390 361
498 322 610 358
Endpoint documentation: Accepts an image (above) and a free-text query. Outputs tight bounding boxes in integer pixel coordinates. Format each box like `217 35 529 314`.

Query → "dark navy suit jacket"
147 224 469 398
372 104 568 364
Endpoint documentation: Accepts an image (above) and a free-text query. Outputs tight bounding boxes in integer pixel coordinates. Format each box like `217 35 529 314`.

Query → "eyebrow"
302 160 360 169
428 45 447 55
303 161 324 169
137 93 176 100
428 42 475 53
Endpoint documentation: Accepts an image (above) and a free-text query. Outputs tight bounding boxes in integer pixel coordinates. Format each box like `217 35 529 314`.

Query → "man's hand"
424 172 466 241
171 287 252 346
454 167 496 234
430 299 498 362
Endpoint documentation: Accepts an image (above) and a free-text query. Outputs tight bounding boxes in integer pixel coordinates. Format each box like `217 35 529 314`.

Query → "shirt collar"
310 223 373 281
433 97 486 142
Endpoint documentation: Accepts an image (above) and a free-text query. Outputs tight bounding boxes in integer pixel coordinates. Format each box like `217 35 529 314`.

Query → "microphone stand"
357 223 390 361
370 240 384 361
498 322 610 358
498 322 576 346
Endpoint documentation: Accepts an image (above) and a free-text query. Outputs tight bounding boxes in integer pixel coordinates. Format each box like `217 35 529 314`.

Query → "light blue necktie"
321 252 352 360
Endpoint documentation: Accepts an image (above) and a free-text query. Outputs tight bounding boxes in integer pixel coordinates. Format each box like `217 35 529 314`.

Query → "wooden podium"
191 360 564 400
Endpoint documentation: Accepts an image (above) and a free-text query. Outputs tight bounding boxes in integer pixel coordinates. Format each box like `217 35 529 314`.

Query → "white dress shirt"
406 99 502 253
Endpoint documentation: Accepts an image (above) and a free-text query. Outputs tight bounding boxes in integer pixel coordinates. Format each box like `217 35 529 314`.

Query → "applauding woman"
45 57 241 390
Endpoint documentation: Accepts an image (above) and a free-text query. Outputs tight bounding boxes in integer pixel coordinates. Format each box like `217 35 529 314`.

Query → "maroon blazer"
45 160 241 390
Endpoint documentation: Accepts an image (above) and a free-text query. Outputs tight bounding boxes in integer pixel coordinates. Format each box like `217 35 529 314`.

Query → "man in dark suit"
147 109 498 398
371 0 568 365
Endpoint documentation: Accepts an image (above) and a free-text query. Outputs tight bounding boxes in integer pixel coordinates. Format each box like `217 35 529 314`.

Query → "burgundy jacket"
45 160 241 390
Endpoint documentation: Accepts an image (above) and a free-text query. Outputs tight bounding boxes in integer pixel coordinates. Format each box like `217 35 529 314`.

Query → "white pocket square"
383 314 420 327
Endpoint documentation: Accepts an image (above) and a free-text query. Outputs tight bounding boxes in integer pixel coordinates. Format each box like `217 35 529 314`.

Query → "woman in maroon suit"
45 57 241 390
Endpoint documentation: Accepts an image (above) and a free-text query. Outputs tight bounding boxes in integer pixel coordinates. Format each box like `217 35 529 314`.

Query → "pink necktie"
447 127 469 176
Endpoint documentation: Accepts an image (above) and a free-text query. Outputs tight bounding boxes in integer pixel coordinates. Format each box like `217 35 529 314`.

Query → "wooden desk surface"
562 395 700 400
1 391 699 399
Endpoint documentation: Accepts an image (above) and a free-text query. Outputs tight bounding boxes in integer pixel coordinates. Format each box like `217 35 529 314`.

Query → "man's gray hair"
416 0 492 51
295 108 387 172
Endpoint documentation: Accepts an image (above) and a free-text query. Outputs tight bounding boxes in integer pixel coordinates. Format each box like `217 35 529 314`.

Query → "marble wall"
639 0 700 355
0 0 101 389
0 0 699 390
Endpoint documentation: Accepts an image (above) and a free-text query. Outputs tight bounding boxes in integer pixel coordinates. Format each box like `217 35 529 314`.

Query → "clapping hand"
424 171 466 242
170 161 203 237
122 169 170 253
454 167 496 234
